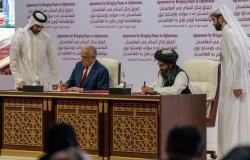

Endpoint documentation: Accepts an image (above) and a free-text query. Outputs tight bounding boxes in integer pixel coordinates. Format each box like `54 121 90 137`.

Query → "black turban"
154 49 179 64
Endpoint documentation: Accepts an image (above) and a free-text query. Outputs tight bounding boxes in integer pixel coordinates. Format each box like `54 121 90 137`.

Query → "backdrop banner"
15 0 250 91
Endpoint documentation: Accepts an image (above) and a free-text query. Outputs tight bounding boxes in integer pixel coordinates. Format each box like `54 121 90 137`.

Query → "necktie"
80 67 88 88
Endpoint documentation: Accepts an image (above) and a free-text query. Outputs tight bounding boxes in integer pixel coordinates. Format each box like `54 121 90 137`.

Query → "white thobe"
152 71 188 94
218 24 250 157
10 29 58 86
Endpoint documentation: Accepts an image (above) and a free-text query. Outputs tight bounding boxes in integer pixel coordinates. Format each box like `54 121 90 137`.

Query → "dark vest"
162 65 191 94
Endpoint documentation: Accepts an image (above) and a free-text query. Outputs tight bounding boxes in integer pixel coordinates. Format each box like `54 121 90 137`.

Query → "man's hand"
233 89 243 97
67 87 83 92
16 81 25 89
141 85 154 94
58 82 68 91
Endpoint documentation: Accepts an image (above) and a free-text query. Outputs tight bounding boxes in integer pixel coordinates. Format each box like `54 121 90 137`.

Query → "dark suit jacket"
66 60 109 90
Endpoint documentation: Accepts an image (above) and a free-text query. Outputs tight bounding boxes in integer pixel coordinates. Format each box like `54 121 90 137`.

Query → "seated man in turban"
141 49 191 95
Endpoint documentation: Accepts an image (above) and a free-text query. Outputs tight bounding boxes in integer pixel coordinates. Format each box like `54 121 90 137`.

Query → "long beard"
160 69 170 79
160 65 178 86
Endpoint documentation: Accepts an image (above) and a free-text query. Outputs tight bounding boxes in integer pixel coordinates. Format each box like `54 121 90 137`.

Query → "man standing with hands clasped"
10 10 59 89
210 5 250 157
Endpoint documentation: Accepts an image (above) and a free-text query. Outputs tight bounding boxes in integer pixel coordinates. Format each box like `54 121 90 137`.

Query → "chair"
97 58 121 88
181 59 221 159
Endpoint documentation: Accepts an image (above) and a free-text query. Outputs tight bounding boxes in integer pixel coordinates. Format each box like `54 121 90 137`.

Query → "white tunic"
218 24 250 157
152 71 189 94
10 29 58 85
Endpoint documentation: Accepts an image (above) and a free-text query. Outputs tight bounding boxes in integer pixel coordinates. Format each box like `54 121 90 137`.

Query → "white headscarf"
23 11 47 61
210 4 250 70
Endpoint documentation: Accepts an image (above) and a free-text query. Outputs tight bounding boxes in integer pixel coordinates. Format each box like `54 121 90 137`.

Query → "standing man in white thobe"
210 5 250 157
10 10 59 89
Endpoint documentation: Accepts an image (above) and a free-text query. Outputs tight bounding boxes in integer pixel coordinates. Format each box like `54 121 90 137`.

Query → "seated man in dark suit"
59 45 109 91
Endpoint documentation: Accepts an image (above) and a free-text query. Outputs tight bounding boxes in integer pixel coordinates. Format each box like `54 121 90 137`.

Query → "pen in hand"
142 81 147 94
58 80 64 91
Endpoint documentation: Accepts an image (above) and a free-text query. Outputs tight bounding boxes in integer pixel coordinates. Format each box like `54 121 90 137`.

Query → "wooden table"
0 91 206 160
